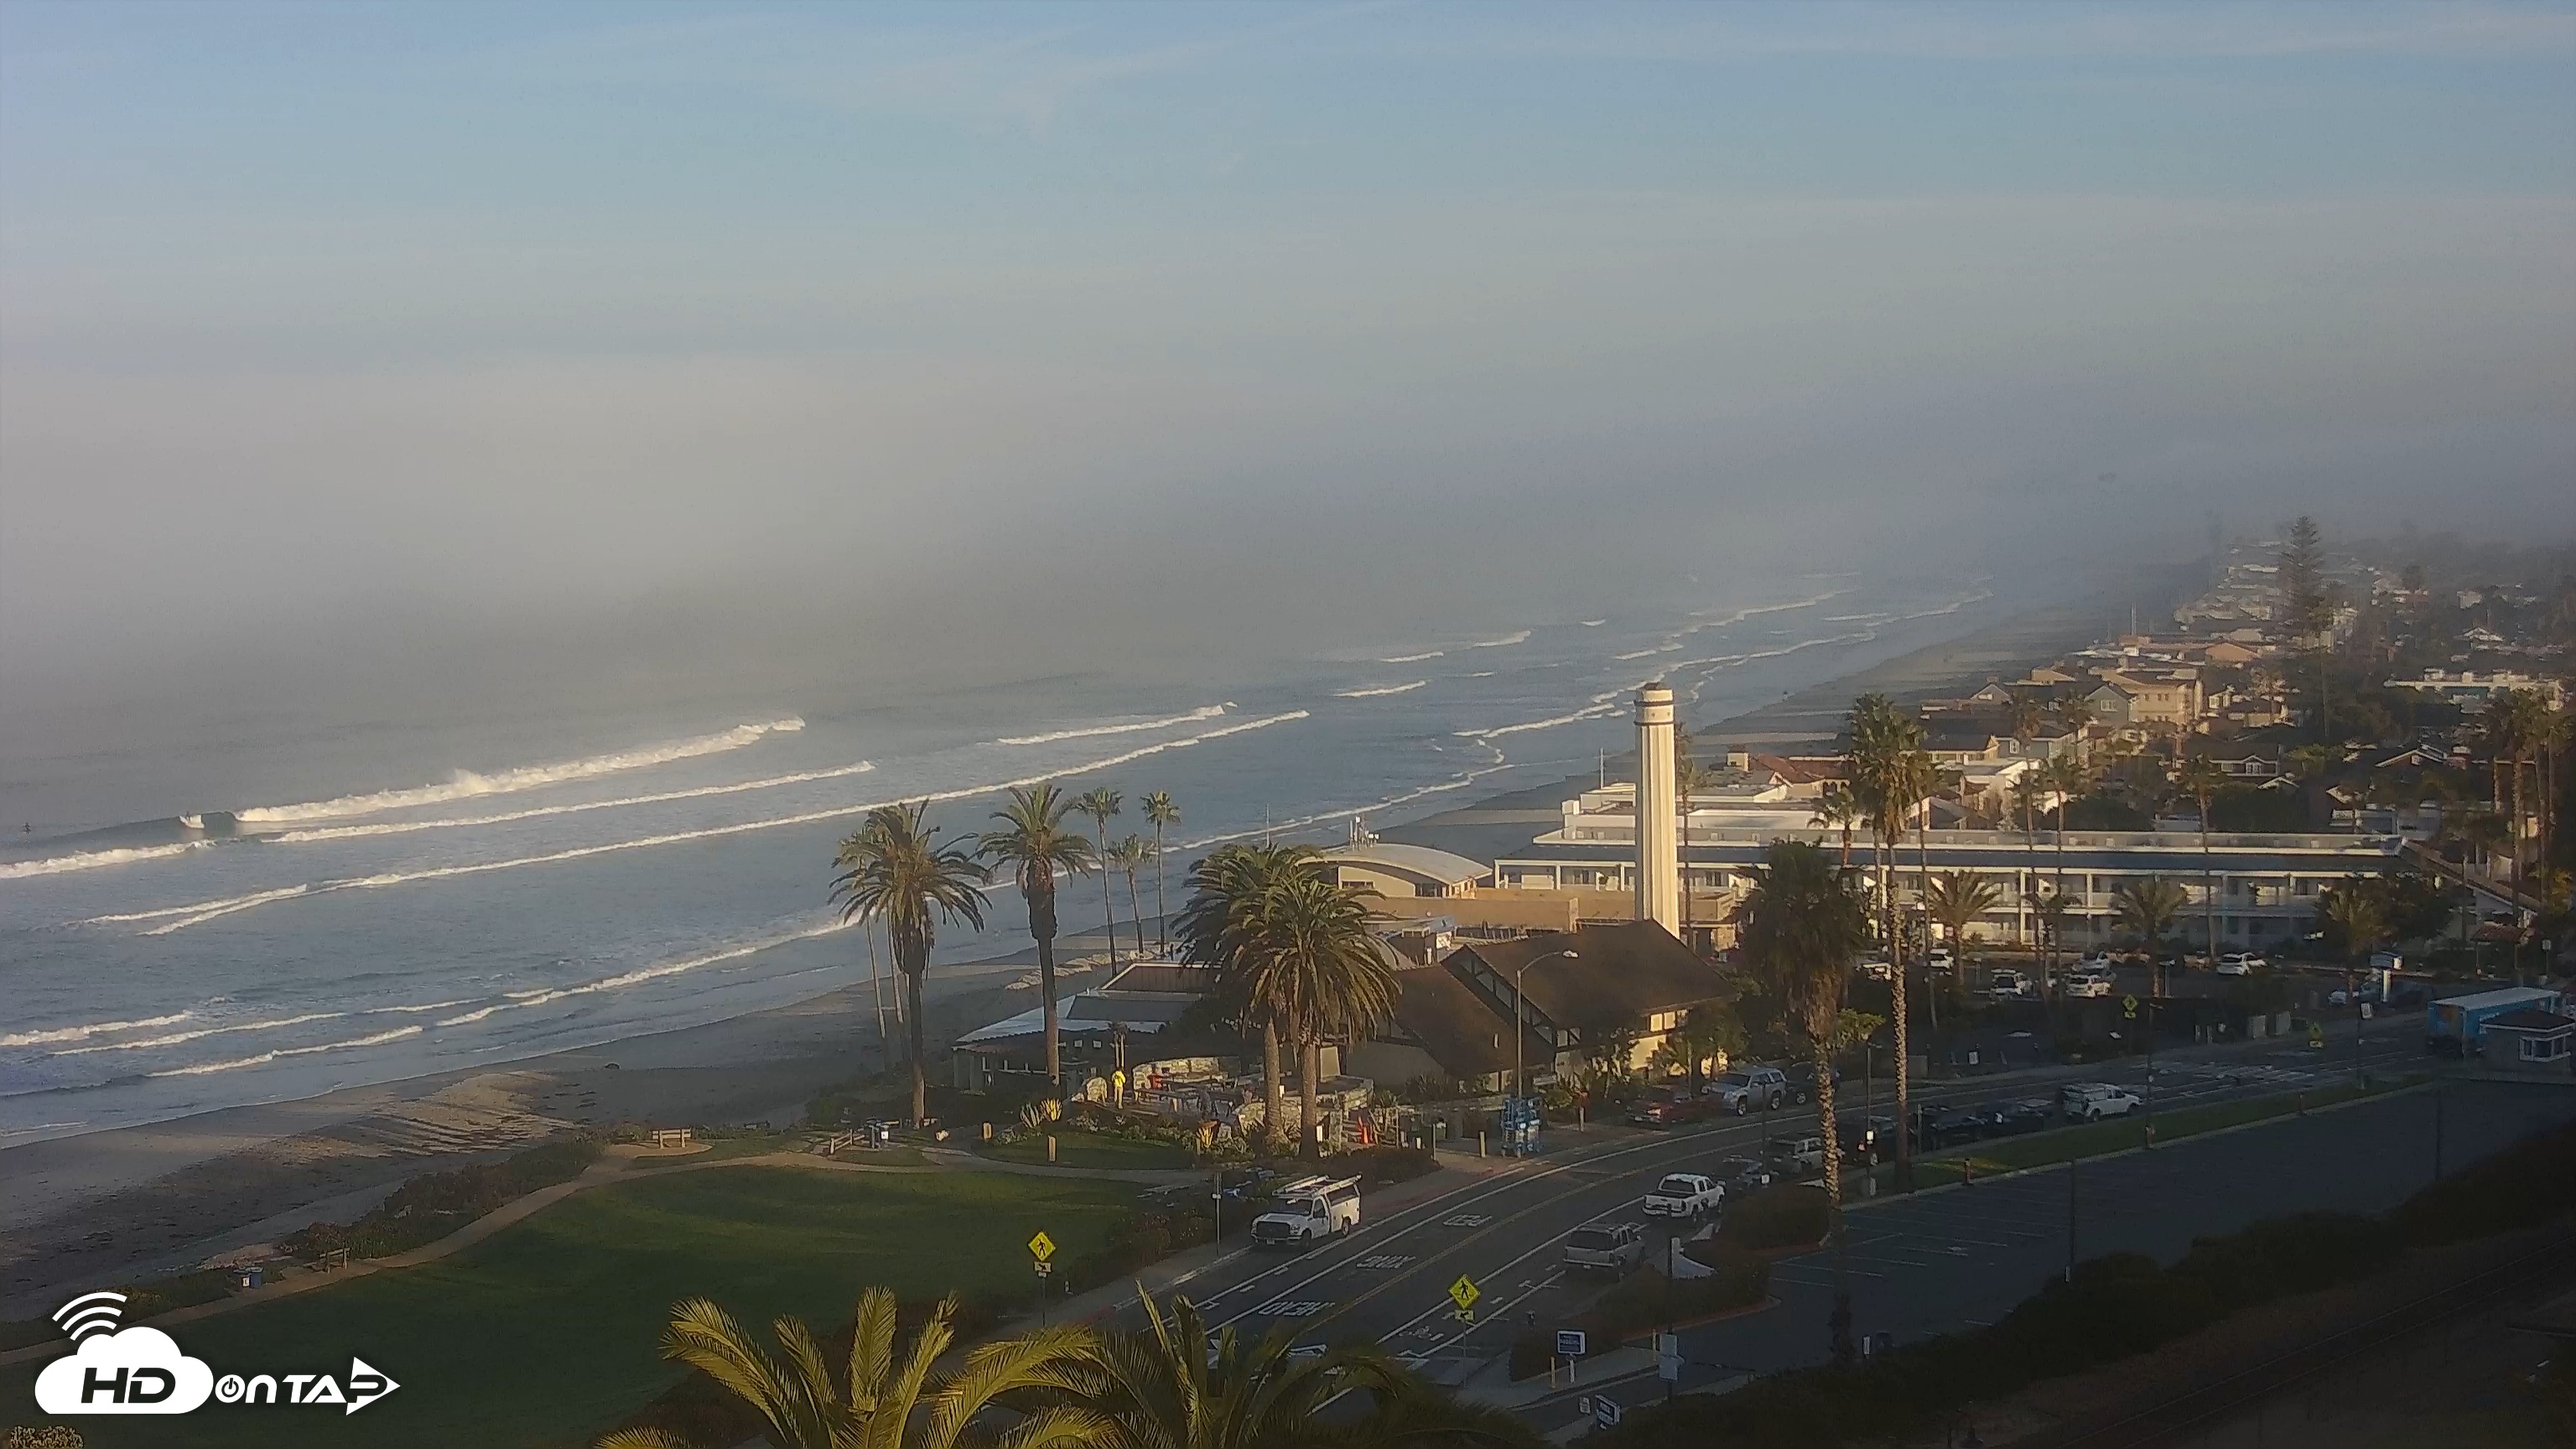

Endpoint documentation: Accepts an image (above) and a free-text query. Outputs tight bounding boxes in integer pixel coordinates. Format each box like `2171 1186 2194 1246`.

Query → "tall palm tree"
1810 790 1862 871
2041 754 2090 964
1110 835 1154 961
1675 746 1714 949
1901 749 1944 1036
1245 868 1398 1159
595 1288 1104 1449
834 803 989 1127
1175 844 1315 1145
2320 877 2389 969
1140 792 1180 953
2489 689 2553 976
2029 885 2075 1010
2110 878 2187 995
1845 693 1922 1189
1923 870 2002 969
2054 692 2096 740
978 783 1096 1098
1088 1291 1542 1449
1075 788 1125 969
2174 752 2227 969
1733 838 1870 1364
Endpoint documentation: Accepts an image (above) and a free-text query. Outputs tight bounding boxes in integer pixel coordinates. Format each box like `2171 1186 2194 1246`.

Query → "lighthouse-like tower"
1634 683 1680 933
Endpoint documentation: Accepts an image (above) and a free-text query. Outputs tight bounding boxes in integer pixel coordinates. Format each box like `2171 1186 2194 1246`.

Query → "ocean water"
0 573 2024 1144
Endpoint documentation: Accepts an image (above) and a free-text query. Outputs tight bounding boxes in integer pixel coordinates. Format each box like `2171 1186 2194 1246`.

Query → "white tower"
1634 683 1680 933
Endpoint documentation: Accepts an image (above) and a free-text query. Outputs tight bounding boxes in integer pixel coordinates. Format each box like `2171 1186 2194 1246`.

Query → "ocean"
0 571 2028 1144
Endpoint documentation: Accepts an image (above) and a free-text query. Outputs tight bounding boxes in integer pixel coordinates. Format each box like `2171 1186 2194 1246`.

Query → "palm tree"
2041 754 2090 963
2054 692 2096 740
978 783 1096 1098
834 803 989 1127
594 1288 1103 1449
1088 1291 1542 1449
1810 790 1862 871
2320 877 2390 969
1110 835 1154 961
2029 886 2075 1010
1175 844 1314 1145
1675 747 1714 949
2007 692 2046 745
1075 788 1125 969
1922 870 2002 972
2110 877 2187 995
1901 748 1944 1035
1246 867 1398 1159
2490 688 2555 973
1846 693 1923 1189
2012 771 2045 947
1141 792 1180 953
2174 752 2227 969
1733 838 1870 1364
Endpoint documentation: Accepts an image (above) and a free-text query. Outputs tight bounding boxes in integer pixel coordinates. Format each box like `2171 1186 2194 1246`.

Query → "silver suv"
1707 1067 1789 1114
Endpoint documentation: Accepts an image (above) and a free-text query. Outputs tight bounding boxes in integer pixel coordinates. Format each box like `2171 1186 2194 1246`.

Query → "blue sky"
3 3 2572 686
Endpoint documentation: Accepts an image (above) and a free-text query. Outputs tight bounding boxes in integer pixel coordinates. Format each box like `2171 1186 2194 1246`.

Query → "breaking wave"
0 841 214 880
1468 630 1532 649
1455 704 1621 742
273 760 876 846
150 1026 424 1078
994 705 1227 746
435 921 850 1027
235 718 804 824
0 1012 195 1050
55 1012 347 1056
81 711 1312 936
1376 650 1444 664
1336 681 1429 699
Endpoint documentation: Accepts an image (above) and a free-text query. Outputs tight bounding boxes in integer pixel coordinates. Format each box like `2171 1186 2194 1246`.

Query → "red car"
1626 1085 1711 1130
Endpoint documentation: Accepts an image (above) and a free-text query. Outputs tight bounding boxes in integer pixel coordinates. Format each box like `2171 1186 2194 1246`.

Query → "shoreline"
0 571 2179 1316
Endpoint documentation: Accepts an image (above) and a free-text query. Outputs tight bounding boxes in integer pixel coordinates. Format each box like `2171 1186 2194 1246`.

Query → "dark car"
1627 1085 1711 1130
1833 1114 1896 1160
1780 1058 1845 1105
1977 1099 2055 1136
1919 1108 1987 1149
1711 1154 1776 1194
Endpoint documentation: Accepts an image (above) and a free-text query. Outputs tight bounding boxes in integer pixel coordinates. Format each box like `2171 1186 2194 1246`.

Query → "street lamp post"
1514 948 1580 1103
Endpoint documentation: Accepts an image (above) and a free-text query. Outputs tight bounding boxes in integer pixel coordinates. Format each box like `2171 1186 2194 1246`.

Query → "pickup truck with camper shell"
1642 1172 1725 1219
1250 1175 1361 1250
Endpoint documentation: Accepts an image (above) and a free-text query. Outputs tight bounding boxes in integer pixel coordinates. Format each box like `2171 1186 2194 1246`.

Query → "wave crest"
235 718 803 824
993 706 1225 747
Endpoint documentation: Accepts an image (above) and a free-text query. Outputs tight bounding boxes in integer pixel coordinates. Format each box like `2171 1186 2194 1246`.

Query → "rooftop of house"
1446 922 1735 1032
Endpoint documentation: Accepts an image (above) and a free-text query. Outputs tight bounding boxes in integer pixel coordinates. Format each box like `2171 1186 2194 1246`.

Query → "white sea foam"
55 1012 348 1056
993 705 1226 746
1376 650 1445 664
85 711 1313 936
0 841 214 880
1612 646 1677 661
1581 620 1606 627
1335 681 1429 699
1468 630 1532 649
150 1026 424 1078
234 718 803 824
274 761 877 845
435 921 851 1027
0 1012 195 1050
1455 704 1621 741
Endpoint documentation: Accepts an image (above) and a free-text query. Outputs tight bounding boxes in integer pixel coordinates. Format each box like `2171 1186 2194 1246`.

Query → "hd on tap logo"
33 1291 397 1417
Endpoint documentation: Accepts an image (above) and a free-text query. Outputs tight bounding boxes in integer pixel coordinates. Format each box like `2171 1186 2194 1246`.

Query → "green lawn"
979 1131 1194 1171
4 1166 1135 1449
1894 1076 2423 1191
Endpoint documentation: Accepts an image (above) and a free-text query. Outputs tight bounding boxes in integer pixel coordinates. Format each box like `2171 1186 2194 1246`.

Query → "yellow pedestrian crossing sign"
1028 1230 1057 1263
2122 995 2139 1019
1447 1275 1480 1312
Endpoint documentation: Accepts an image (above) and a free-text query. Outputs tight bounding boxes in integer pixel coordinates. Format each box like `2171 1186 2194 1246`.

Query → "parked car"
1563 1222 1647 1276
2060 1083 2142 1121
1919 1107 1987 1149
1928 947 1955 972
1977 1099 2056 1136
1642 1173 1725 1219
1833 1114 1897 1158
1763 1133 1827 1176
2215 953 2265 976
1781 1059 1843 1104
1708 1067 1791 1114
2066 971 2115 999
1628 1084 1712 1130
1989 969 2032 999
2080 948 2115 969
1857 958 1895 980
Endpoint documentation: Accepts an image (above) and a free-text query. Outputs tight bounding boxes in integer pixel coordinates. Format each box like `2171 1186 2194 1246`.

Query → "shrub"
1720 1184 1830 1251
279 1135 600 1262
1335 1144 1436 1187
1583 1251 1770 1341
2393 1116 2576 1247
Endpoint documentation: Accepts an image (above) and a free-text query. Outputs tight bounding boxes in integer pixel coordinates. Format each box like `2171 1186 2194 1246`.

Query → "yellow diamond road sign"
1028 1231 1057 1263
1447 1275 1480 1311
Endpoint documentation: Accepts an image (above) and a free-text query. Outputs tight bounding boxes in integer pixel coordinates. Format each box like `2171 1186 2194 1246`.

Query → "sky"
3 2 2572 717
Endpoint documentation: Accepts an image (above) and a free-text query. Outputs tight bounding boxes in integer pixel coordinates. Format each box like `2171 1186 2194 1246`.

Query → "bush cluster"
279 1136 600 1262
1509 1246 1774 1380
1336 1144 1436 1187
1718 1184 1830 1251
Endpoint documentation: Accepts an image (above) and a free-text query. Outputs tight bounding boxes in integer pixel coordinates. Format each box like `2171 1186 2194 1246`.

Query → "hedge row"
279 1135 600 1262
1718 1184 1831 1252
1510 1244 1772 1382
1597 1116 2576 1449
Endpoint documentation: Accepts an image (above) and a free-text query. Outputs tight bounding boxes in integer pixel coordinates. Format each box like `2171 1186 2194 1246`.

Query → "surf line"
81 711 1312 936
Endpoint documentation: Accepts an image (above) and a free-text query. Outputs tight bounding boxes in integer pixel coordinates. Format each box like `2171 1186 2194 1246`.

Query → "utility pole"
2065 1159 2080 1283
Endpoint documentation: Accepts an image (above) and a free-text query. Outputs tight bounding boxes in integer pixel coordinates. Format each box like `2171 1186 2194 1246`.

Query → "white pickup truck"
2060 1084 2142 1121
1642 1172 1724 1219
1250 1175 1362 1250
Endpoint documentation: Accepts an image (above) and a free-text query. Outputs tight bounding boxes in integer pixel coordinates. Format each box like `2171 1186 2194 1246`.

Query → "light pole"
1514 948 1580 1102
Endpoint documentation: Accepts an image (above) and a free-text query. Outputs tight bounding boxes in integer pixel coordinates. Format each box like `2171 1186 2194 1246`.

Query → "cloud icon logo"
34 1326 216 1415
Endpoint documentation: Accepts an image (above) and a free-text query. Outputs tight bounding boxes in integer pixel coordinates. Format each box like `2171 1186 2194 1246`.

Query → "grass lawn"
980 1131 1195 1171
3 1166 1135 1449
1896 1076 2423 1190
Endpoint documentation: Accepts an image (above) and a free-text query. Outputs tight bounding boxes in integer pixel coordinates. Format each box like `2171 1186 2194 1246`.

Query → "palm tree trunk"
905 959 930 1128
1298 1030 1322 1161
1096 827 1119 971
1126 871 1148 960
1152 826 1168 954
2200 801 2217 973
1034 909 1061 1097
2511 758 2527 978
1918 815 1940 1039
1881 830 1911 1190
1261 1020 1285 1147
1816 1041 1852 1364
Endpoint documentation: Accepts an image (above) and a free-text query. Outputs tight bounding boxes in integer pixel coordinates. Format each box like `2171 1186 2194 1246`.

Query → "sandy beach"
0 574 2180 1322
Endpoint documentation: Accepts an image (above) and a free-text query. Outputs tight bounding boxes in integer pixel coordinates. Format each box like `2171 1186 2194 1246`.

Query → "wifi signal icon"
54 1291 128 1343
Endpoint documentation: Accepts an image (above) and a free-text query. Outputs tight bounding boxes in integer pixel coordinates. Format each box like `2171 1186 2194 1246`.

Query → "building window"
2521 1035 2568 1062
1649 1010 1680 1033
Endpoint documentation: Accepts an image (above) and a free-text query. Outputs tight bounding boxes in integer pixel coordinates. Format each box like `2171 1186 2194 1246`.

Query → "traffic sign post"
1656 1332 1681 1392
1446 1274 1480 1322
1593 1395 1623 1429
1555 1329 1587 1359
1031 1229 1057 1326
1027 1230 1057 1263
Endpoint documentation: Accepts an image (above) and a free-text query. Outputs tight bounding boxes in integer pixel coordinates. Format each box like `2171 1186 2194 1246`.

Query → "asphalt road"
1150 1018 2473 1413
